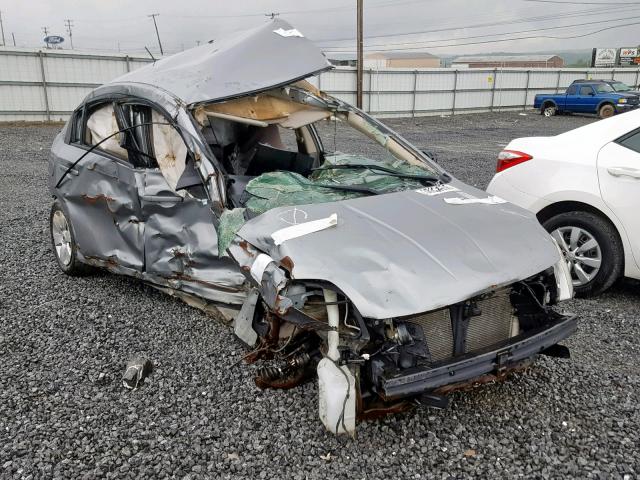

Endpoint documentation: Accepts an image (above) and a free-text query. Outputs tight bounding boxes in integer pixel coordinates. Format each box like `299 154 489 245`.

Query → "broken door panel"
140 170 247 305
56 140 144 271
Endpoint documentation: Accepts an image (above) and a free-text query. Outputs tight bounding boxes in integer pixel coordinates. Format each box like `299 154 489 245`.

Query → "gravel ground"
1 112 639 479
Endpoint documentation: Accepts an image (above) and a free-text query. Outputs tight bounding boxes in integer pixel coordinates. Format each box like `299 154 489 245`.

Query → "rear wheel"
542 104 557 117
542 211 623 296
598 104 615 119
50 200 93 276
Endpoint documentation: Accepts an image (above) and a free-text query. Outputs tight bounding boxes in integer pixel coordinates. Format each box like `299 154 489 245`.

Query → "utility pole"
64 19 74 49
42 26 50 48
356 0 363 109
0 11 6 46
148 14 163 56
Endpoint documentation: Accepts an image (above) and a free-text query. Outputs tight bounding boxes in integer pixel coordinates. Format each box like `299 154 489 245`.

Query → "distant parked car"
487 109 640 295
534 81 639 118
571 79 640 97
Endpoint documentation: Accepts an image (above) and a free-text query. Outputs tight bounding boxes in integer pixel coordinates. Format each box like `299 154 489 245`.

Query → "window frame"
579 85 594 96
114 96 194 171
615 127 640 155
69 98 132 166
68 94 193 171
65 106 85 145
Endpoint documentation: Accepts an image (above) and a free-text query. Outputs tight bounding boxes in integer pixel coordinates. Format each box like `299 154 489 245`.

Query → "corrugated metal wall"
312 66 640 118
1 47 640 121
0 48 153 122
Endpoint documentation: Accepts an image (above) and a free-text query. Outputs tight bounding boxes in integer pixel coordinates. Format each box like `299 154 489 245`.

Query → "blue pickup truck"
534 81 639 118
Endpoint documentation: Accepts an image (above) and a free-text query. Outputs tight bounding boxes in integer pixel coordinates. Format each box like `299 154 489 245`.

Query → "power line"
322 20 640 52
317 4 640 43
319 12 640 50
74 0 426 22
64 19 74 49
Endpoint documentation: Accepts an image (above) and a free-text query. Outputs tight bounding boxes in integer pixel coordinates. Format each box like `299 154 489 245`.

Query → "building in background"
326 52 357 67
364 51 440 68
451 54 564 68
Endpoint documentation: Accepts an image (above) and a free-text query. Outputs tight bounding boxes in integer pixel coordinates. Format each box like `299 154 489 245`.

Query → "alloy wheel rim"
52 210 72 267
544 107 554 117
551 226 602 287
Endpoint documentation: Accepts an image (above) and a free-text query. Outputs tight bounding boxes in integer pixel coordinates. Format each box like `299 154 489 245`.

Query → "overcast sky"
1 0 638 56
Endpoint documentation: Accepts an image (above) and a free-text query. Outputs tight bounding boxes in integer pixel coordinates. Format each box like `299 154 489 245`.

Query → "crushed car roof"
111 19 332 105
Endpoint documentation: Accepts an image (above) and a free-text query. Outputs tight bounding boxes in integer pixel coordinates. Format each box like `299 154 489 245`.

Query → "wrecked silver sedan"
48 20 576 435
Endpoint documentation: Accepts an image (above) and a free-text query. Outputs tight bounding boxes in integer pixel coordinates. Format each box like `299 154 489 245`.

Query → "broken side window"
202 118 316 177
68 108 84 145
115 102 202 196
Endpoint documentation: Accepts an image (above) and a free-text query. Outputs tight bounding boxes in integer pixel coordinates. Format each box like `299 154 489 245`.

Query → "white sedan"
487 110 640 295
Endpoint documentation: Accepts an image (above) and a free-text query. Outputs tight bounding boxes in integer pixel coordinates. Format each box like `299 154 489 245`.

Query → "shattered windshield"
195 85 447 251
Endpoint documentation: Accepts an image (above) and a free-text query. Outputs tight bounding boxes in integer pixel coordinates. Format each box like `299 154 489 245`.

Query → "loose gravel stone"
1 112 638 479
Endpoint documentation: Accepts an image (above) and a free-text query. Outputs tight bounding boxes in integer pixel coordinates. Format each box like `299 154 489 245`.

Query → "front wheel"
598 104 615 119
542 104 557 117
50 200 93 276
542 211 623 296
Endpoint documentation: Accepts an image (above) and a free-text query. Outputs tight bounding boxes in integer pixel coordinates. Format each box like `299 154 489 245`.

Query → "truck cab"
534 81 639 118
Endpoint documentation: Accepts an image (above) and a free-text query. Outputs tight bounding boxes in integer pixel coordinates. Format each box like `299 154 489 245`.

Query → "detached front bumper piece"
380 315 577 400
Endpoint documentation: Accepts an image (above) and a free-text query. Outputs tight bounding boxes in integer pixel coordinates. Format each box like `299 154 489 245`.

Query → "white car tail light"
496 150 533 173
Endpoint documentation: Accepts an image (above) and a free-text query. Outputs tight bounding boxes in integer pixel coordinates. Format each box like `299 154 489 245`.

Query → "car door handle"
607 167 640 179
142 195 184 203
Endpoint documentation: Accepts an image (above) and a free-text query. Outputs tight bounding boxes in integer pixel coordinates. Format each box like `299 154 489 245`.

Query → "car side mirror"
589 92 595 96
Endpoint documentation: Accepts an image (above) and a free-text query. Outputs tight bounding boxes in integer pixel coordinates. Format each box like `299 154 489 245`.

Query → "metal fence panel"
0 53 41 82
0 85 46 111
43 55 127 84
1 48 640 121
414 91 454 112
415 71 456 91
47 85 94 112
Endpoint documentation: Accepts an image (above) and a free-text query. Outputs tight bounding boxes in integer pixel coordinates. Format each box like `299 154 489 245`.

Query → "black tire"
49 200 93 276
541 103 557 117
598 104 615 119
542 211 623 296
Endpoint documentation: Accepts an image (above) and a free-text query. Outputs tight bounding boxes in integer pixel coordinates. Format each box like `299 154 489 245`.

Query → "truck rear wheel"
598 104 615 119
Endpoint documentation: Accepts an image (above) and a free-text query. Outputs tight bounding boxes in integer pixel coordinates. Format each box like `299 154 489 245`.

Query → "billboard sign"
44 35 65 45
593 48 617 67
592 47 640 67
619 47 640 66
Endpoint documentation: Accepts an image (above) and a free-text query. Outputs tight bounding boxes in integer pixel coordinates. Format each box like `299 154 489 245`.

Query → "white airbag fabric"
151 110 188 192
87 104 128 158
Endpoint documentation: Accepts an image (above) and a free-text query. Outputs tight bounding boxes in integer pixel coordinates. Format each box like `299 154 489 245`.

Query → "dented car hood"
237 182 560 319
112 19 332 105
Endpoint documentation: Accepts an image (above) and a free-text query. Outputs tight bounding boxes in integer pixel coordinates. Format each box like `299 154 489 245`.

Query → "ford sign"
44 35 65 45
